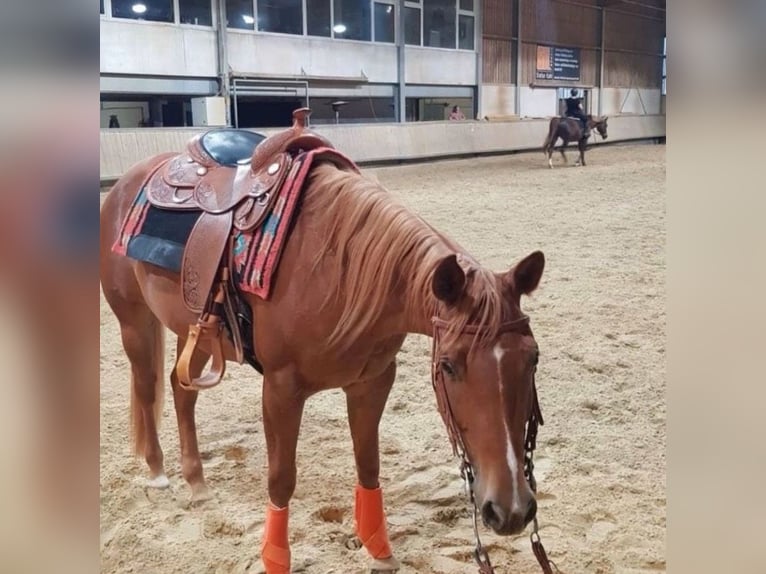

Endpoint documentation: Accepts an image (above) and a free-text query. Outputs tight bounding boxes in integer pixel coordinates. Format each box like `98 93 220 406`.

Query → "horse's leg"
260 370 306 574
170 340 211 502
548 136 557 169
116 304 168 487
344 362 400 572
575 140 586 166
559 139 569 164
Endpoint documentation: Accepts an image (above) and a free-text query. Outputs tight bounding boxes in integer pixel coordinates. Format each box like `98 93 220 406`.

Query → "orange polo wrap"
260 503 291 574
354 484 393 559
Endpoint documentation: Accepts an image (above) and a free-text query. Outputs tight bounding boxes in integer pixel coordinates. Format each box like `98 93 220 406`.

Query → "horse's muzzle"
481 497 537 535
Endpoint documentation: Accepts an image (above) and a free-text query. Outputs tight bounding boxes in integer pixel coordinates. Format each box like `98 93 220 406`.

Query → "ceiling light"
242 14 254 24
333 23 347 34
131 3 147 14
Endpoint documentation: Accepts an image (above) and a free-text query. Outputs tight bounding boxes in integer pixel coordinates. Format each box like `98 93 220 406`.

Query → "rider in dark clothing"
564 88 590 138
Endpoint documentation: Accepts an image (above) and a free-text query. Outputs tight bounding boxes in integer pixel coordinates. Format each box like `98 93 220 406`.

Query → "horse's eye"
440 359 457 378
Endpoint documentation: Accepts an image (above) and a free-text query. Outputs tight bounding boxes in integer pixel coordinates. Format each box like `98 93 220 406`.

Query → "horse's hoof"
344 535 363 550
190 482 213 501
370 556 401 573
146 474 170 489
186 485 215 508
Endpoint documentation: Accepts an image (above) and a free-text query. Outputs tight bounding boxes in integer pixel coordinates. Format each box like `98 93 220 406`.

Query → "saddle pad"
118 193 201 273
113 146 357 300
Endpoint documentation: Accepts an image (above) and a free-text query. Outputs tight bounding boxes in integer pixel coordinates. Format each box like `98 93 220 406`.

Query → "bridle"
431 314 562 574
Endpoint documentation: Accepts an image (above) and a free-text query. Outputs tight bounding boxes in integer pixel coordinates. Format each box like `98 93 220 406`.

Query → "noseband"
431 314 561 574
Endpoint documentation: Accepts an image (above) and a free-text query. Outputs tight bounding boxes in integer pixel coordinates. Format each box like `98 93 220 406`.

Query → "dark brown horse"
100 127 547 573
543 115 609 168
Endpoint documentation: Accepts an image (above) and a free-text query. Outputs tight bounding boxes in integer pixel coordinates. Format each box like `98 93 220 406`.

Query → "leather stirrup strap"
222 248 245 364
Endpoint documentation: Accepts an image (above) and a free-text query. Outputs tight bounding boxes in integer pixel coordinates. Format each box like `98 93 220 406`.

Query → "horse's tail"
543 118 558 155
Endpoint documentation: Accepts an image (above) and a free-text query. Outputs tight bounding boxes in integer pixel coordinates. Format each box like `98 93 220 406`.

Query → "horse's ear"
507 251 545 296
432 254 467 306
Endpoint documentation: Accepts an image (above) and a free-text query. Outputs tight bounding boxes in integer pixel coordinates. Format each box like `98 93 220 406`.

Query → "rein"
431 315 561 574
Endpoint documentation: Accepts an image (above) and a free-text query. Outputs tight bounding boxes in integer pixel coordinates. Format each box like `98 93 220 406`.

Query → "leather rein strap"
431 315 561 574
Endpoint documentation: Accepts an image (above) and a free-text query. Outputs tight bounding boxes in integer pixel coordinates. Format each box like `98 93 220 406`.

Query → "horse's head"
430 250 545 536
594 116 609 139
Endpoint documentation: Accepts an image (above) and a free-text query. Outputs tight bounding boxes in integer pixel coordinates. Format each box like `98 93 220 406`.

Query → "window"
458 14 473 50
100 0 104 14
459 0 473 9
374 3 395 43
423 0 455 49
227 0 254 29
307 0 331 37
333 0 371 41
259 0 303 35
179 0 212 26
111 0 174 22
405 5 421 45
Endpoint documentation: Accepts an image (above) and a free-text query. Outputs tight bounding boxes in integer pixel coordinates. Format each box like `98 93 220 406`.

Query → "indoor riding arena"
100 1 666 574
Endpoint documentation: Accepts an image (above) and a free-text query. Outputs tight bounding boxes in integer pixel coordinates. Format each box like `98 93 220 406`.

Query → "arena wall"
100 114 664 183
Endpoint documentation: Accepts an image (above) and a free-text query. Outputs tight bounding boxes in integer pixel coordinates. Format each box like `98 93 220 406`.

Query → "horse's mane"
303 162 505 352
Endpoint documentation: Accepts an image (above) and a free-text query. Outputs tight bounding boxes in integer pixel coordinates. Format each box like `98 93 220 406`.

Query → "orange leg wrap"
354 484 393 560
260 503 291 574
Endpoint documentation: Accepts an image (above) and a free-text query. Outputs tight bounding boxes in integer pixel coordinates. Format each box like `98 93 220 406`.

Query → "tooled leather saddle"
143 108 333 390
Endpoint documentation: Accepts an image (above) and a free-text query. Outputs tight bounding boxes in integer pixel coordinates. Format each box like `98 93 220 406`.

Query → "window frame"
456 2 474 51
231 1 397 44
372 0 396 44
101 0 215 29
225 0 256 30
331 0 372 42
257 0 304 36
403 0 475 51
178 0 215 27
306 0 331 37
404 1 423 46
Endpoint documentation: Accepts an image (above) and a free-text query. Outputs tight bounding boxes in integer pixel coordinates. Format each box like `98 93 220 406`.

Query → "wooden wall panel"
521 0 599 48
483 38 513 84
482 0 665 89
604 51 662 88
483 0 514 40
481 0 514 85
604 10 664 54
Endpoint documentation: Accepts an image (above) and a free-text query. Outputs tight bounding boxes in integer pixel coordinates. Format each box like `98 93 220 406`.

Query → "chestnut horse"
543 114 609 168
100 145 546 572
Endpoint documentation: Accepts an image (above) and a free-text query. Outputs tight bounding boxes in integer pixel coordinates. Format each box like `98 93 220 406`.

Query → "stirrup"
177 320 226 390
176 280 228 391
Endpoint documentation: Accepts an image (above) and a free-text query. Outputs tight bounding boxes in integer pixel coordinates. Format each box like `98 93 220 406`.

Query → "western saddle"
144 108 333 390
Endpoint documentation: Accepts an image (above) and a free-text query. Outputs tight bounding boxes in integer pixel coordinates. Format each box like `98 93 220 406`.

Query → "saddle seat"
197 129 266 167
141 108 334 391
146 108 331 224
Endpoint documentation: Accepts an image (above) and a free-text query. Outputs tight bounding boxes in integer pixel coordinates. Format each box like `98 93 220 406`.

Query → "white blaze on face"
493 344 521 514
